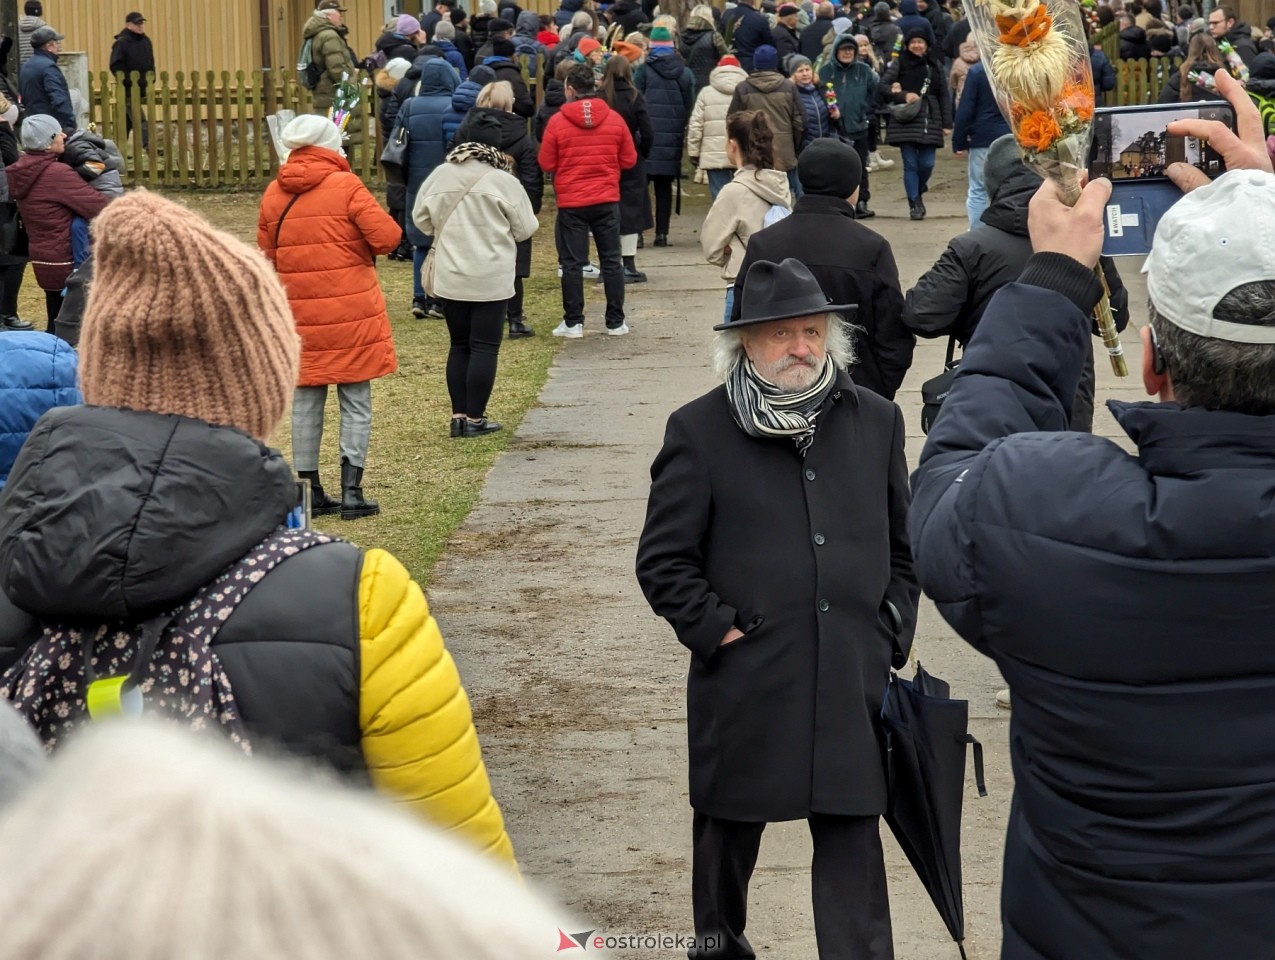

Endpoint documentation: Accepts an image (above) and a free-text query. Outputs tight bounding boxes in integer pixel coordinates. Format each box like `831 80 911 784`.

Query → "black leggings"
443 298 506 419
507 276 524 321
0 263 23 316
45 290 63 330
651 174 675 235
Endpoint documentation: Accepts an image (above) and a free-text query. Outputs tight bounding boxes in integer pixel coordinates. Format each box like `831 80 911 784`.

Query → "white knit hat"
385 56 412 80
280 114 343 158
0 722 577 960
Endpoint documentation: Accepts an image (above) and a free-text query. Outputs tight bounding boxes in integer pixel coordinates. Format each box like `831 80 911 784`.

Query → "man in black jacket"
637 256 917 960
910 77 1275 960
1207 4 1258 66
109 12 154 147
902 134 1129 431
731 140 915 400
722 0 771 71
771 4 802 64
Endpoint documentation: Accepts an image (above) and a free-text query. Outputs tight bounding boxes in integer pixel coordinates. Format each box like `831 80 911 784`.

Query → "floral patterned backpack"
0 528 334 754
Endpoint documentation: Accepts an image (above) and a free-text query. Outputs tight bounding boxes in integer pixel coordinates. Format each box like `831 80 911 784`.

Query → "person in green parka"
818 33 878 217
304 0 364 143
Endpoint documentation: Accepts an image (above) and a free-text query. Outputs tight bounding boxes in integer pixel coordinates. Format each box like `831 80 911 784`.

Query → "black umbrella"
881 662 987 960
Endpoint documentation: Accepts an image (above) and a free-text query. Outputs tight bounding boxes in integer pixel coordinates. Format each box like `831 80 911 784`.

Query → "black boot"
909 198 924 221
298 470 343 516
340 459 380 520
622 255 647 283
654 233 669 247
917 196 927 216
855 200 875 219
1 315 33 330
508 316 535 339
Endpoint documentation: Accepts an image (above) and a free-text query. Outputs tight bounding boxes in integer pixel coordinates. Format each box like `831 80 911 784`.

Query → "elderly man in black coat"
731 140 915 400
637 257 918 960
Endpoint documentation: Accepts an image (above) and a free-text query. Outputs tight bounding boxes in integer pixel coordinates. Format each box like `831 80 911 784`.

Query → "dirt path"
428 156 1149 959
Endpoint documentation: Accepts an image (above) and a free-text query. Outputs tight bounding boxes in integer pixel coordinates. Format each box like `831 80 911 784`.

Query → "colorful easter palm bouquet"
966 0 1127 375
328 73 361 137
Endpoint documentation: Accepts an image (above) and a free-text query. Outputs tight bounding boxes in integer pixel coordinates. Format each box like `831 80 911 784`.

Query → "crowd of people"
0 1 1274 959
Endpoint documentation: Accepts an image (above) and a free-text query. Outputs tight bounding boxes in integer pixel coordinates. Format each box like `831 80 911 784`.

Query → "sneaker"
868 151 894 170
552 321 584 338
606 323 630 336
425 300 446 319
995 688 1012 711
411 298 428 319
556 262 601 278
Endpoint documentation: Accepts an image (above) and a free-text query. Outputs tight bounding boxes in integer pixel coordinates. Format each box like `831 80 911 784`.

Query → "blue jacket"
554 0 583 28
794 82 835 149
433 39 468 81
1090 47 1116 94
817 34 878 137
910 252 1275 960
894 0 936 49
723 5 772 72
636 48 694 178
0 332 80 489
19 49 75 133
951 62 1010 151
395 58 460 246
441 78 483 149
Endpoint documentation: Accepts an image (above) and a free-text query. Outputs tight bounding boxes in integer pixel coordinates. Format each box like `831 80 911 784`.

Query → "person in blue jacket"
909 77 1275 960
18 26 74 133
0 331 80 489
951 60 1011 227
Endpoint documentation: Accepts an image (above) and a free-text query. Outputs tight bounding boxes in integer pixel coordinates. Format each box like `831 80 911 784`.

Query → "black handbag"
0 201 27 258
380 123 409 186
920 336 960 435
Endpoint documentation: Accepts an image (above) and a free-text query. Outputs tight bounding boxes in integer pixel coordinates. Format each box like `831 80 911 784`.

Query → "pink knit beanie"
79 191 300 441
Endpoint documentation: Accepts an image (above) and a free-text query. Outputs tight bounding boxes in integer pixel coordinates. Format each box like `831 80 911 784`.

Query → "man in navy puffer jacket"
910 90 1275 960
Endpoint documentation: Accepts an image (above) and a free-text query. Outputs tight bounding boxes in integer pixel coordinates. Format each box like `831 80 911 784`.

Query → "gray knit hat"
983 133 1025 204
19 113 62 151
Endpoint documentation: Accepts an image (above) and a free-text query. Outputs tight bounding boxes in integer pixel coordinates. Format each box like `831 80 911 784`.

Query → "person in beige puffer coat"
687 56 748 200
699 110 792 325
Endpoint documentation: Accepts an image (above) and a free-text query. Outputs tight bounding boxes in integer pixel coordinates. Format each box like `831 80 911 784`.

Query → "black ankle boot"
508 316 535 339
654 234 669 247
340 459 380 520
909 198 925 221
855 200 875 219
622 255 647 283
298 470 342 516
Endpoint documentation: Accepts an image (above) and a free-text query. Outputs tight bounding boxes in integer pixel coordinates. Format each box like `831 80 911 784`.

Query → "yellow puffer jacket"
358 548 515 865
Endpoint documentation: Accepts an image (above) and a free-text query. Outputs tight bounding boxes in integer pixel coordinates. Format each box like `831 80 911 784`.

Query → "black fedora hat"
713 258 856 331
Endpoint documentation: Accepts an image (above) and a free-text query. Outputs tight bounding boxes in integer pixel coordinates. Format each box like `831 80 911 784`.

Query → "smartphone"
286 479 311 530
1087 101 1235 256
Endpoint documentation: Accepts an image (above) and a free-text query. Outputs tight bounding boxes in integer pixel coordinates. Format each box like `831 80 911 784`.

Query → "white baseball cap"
1144 169 1275 344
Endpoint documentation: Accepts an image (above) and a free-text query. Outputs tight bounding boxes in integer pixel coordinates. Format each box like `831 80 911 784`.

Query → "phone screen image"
1089 104 1228 182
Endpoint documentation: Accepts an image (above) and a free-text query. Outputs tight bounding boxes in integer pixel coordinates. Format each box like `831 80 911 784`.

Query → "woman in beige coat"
413 114 538 438
699 111 792 325
686 55 748 199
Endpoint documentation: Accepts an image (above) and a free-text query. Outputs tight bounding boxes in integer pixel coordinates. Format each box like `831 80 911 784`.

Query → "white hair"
480 0 497 13
0 722 574 960
712 313 857 382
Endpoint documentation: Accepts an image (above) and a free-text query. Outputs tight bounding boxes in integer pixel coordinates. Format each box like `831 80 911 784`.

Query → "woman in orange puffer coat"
258 116 401 521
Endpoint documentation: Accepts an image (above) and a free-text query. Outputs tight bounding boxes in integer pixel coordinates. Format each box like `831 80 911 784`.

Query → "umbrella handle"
962 734 987 798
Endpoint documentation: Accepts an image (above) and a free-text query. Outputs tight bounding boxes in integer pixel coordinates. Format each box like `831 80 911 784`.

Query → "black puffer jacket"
902 167 1129 430
880 51 952 147
1119 24 1150 59
534 77 567 141
0 407 365 773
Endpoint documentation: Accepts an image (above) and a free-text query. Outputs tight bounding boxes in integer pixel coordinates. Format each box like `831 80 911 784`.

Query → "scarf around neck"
725 353 838 456
445 140 513 172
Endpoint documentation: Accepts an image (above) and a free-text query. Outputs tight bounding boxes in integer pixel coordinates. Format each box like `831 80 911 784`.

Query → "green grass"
25 191 569 587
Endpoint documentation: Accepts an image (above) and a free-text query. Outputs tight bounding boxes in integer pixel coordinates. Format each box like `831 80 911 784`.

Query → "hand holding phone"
1165 68 1275 194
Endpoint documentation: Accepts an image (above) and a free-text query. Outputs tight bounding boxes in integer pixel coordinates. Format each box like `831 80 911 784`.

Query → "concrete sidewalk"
428 156 1149 959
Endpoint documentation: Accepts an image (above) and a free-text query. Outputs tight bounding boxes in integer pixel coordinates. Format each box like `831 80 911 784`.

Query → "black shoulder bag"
920 335 960 435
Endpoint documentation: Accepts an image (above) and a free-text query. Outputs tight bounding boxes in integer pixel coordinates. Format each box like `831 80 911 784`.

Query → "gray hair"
480 0 497 13
711 312 858 382
570 9 594 31
1149 281 1275 415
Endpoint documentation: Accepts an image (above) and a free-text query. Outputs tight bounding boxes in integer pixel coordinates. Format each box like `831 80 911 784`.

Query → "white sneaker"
606 323 630 336
869 151 895 170
556 262 601 278
995 688 1012 710
552 321 584 338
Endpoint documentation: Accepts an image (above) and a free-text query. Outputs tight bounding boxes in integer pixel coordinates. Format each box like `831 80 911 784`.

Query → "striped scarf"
725 354 838 457
445 140 513 172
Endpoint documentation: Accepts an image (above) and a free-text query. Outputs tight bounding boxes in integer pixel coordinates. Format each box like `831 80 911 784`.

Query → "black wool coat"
606 79 655 235
636 370 919 822
731 195 915 401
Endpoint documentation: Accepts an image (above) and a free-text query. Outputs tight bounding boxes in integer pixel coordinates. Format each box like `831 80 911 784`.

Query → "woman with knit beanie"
258 115 401 520
6 113 111 329
414 112 538 438
878 28 951 220
0 189 517 869
635 24 693 246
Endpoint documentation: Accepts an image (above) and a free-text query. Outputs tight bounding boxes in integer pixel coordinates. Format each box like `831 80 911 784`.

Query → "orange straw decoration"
1015 110 1062 150
995 5 1052 46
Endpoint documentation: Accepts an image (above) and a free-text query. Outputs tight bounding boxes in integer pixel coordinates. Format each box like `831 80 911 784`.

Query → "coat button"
818 599 830 612
814 533 825 545
805 468 816 481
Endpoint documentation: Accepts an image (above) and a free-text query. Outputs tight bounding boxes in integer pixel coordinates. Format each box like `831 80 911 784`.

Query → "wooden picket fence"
87 69 382 189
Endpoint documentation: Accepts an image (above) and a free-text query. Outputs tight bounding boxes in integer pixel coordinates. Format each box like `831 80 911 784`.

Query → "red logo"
556 929 596 951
